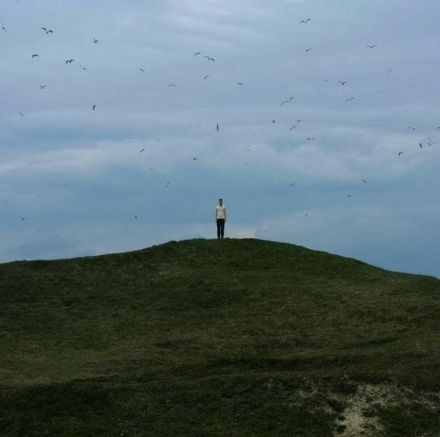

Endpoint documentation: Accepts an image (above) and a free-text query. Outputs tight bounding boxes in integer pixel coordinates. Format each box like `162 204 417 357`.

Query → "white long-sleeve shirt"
215 205 226 219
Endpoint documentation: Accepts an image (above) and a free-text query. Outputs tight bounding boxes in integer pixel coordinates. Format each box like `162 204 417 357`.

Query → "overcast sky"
1 0 439 276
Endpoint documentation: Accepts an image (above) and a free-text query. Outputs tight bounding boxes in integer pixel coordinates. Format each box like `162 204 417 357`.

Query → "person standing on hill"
215 198 226 239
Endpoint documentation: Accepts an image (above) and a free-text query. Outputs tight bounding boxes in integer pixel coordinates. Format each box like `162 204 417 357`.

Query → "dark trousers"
216 219 225 239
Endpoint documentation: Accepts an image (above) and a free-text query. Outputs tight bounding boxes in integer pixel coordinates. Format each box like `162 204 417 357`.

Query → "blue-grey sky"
1 0 439 276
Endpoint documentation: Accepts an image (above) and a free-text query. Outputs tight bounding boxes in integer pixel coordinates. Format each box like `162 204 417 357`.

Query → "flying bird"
203 75 210 79
93 37 99 43
289 124 298 130
168 83 176 87
398 151 404 156
300 18 311 23
366 44 377 49
134 215 138 220
92 105 96 111
304 48 312 53
165 181 170 188
65 59 75 63
407 126 416 131
362 178 368 183
153 138 161 142
18 112 24 117
41 27 53 34
345 97 355 102
204 56 215 62
80 64 88 71
39 84 46 89
192 157 198 161
216 123 219 131
280 96 295 105
194 51 201 56
32 53 39 58
20 217 27 221
140 67 146 73
237 82 244 86
272 120 276 123
289 182 296 187
419 142 423 148
1 23 7 32
338 80 347 85
305 137 315 141
139 148 145 153
387 68 393 74
346 194 353 198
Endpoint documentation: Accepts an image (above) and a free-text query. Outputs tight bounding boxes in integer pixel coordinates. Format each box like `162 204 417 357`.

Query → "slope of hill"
1 238 439 436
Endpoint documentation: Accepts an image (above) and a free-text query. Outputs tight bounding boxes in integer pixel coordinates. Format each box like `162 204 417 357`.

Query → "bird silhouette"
194 51 201 56
407 126 416 131
134 215 138 220
387 68 393 74
345 97 355 102
398 151 404 156
139 148 145 153
366 44 377 49
280 96 295 105
168 83 176 87
203 75 210 79
92 105 96 111
41 27 53 34
419 142 423 149
237 82 244 86
362 178 368 183
80 64 88 71
192 157 198 161
204 56 215 62
300 18 311 23
304 48 312 53
140 67 146 73
65 59 75 63
93 37 99 43
338 80 347 85
39 84 46 89
346 194 353 198
1 23 7 32
18 112 24 117
216 123 219 131
32 53 39 58
289 124 298 130
305 137 315 141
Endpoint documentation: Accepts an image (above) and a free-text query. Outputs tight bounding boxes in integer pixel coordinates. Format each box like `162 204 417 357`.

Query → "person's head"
218 198 223 206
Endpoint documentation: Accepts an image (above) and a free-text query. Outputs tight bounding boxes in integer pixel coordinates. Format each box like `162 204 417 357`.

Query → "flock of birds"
2 13 439 224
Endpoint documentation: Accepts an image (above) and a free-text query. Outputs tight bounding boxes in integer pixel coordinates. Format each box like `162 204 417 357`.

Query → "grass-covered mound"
1 238 439 436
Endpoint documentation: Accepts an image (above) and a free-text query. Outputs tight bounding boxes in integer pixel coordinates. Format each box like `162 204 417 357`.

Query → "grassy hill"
1 238 439 436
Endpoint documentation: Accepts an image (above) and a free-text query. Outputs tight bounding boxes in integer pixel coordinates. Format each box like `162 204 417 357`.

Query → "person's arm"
214 207 217 221
224 207 227 221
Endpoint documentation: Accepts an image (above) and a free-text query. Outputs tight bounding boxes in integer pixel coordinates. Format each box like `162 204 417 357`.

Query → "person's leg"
216 219 221 239
220 219 225 239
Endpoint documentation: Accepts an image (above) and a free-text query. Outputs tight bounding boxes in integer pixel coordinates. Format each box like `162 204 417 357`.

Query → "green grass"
1 238 439 435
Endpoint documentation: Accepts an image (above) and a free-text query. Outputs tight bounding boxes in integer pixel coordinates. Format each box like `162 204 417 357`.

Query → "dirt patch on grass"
332 379 440 436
